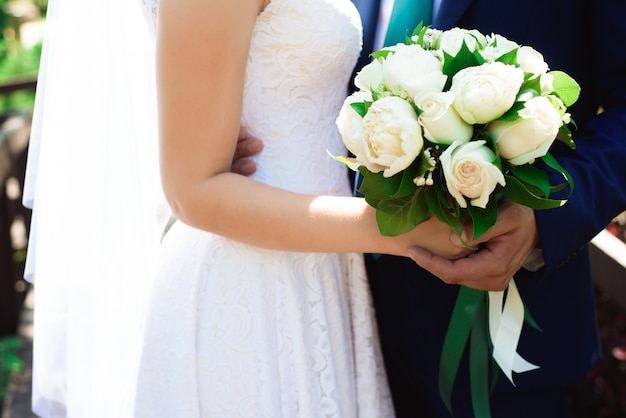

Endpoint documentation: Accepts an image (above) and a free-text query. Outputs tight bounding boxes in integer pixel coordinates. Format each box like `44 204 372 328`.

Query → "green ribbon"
469 298 492 418
439 286 492 418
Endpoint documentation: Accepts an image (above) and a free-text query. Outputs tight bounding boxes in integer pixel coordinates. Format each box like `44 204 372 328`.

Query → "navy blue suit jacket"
351 0 626 416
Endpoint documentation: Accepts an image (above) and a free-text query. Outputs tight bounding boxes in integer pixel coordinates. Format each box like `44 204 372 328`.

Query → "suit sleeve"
535 0 626 271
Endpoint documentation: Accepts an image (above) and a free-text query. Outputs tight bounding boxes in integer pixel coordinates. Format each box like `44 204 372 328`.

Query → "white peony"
381 43 447 99
414 91 473 145
488 95 563 165
440 140 506 208
336 91 373 159
360 96 424 177
450 62 525 124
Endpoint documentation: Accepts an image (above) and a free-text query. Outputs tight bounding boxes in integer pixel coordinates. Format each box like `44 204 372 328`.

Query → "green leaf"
495 101 525 122
408 187 433 226
507 164 551 197
541 152 574 196
556 124 576 149
502 175 566 210
329 152 360 172
426 186 465 238
409 22 428 45
349 101 370 118
442 42 486 89
371 50 392 60
550 70 581 107
495 47 519 66
375 195 415 236
359 170 403 200
468 198 498 239
517 75 542 99
394 162 422 197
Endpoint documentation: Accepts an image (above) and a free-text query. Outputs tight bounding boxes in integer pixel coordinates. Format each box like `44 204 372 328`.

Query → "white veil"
22 0 169 416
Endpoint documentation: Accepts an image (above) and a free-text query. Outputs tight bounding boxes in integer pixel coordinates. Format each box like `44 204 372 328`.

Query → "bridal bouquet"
334 25 579 417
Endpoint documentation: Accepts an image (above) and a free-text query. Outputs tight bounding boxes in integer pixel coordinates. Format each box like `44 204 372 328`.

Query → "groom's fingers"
232 128 264 175
408 246 512 291
233 130 263 161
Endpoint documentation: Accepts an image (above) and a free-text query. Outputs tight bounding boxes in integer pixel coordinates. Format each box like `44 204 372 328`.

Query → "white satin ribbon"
488 279 539 385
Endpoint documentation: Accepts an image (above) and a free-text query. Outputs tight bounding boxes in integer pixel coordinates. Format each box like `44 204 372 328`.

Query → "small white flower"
481 33 519 62
412 28 443 49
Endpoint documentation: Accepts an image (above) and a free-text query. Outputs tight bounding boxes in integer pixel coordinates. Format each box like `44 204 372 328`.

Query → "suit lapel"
433 0 474 29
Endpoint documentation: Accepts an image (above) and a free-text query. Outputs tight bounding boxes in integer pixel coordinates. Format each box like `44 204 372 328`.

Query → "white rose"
437 28 488 56
414 91 473 145
382 43 447 99
488 96 563 165
517 46 549 75
336 91 373 159
361 96 424 177
440 140 505 208
354 59 384 92
450 62 525 124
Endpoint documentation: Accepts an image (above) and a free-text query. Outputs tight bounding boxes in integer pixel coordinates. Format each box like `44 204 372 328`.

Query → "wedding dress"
133 0 395 417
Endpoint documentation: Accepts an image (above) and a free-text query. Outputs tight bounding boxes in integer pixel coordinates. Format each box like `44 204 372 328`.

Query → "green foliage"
349 101 370 118
0 2 44 114
0 336 24 412
0 42 41 82
551 70 581 107
441 41 486 90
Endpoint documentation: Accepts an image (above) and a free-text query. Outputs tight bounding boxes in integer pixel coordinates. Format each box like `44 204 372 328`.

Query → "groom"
235 0 626 416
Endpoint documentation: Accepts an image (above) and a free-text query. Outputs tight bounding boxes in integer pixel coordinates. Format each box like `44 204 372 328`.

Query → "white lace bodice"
141 0 363 196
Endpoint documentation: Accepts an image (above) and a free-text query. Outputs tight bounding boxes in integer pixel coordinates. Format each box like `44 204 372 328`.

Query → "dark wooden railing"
0 77 36 337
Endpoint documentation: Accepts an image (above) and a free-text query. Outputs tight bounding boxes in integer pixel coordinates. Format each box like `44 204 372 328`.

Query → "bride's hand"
231 127 263 175
394 216 474 260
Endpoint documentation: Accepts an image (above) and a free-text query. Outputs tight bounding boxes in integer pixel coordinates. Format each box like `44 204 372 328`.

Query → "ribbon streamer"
439 279 540 418
488 279 539 384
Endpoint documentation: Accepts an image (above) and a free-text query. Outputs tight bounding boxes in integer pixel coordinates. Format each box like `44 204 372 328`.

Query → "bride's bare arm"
157 0 467 258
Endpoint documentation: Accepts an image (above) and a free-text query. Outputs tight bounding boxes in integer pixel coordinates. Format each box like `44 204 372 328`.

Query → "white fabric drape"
22 0 169 416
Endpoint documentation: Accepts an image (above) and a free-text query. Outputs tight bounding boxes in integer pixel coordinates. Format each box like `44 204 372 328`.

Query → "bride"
24 0 467 416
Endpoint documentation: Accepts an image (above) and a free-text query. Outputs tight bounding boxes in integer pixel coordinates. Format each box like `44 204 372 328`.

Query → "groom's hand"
408 201 540 291
231 127 263 175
